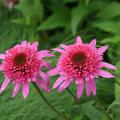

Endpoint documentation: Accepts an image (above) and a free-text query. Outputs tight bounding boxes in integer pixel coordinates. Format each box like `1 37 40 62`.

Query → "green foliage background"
0 0 120 120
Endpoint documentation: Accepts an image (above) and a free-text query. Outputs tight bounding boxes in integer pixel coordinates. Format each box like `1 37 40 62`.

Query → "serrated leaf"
71 5 89 35
107 98 120 120
97 2 120 20
81 102 106 120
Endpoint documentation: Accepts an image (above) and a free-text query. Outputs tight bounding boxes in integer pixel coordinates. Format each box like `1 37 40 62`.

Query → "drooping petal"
58 80 70 92
89 39 96 47
22 82 29 99
98 70 115 78
48 67 62 76
52 76 66 89
0 54 5 59
97 45 108 55
0 77 10 94
77 81 84 98
38 50 54 58
85 78 91 96
0 64 4 71
42 60 51 69
12 83 21 97
39 71 50 86
31 42 38 50
100 62 117 70
36 78 50 93
52 48 64 53
76 36 82 44
60 44 67 49
90 79 96 96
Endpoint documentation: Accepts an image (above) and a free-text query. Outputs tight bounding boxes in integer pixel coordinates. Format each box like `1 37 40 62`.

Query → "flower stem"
114 78 120 86
67 88 79 104
32 82 68 120
67 89 76 100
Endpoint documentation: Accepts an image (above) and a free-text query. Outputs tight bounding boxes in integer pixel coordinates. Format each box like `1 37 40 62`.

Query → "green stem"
114 78 120 86
67 88 78 103
32 83 68 120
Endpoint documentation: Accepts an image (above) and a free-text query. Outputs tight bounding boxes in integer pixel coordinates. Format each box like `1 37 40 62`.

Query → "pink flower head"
0 41 54 98
48 36 116 98
5 0 19 10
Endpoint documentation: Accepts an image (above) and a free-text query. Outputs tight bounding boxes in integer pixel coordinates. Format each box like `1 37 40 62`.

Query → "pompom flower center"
13 53 26 66
59 45 101 78
71 52 87 65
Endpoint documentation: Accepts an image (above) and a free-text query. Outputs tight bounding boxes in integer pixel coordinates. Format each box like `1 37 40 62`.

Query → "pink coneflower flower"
5 0 19 10
0 41 54 98
48 36 116 98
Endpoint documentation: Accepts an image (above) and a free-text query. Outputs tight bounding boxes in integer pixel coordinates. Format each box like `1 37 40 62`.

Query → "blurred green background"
0 0 120 120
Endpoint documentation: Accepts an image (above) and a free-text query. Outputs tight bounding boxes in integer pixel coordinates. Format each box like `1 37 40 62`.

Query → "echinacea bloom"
5 0 19 10
48 36 116 98
0 41 54 98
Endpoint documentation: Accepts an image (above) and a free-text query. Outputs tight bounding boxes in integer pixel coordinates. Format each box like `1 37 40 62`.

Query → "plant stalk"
32 82 68 120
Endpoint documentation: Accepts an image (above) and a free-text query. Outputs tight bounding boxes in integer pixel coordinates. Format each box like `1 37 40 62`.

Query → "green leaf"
38 11 70 30
115 62 120 99
96 78 115 108
97 2 120 20
63 0 78 4
93 21 120 34
101 35 120 44
71 5 89 35
107 98 120 120
15 0 44 25
81 102 106 120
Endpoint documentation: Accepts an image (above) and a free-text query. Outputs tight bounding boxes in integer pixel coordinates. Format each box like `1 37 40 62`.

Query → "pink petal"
36 78 50 93
60 44 67 49
48 67 62 76
7 2 13 10
89 39 96 47
52 48 64 53
100 62 117 70
75 78 83 85
39 71 50 86
22 83 29 99
0 77 10 94
38 50 54 58
58 80 70 92
31 42 38 50
12 83 21 97
52 76 66 89
90 79 96 96
76 36 82 44
85 78 91 96
21 41 28 46
0 64 4 71
97 45 108 55
98 70 115 78
77 81 84 98
42 60 51 69
0 54 5 59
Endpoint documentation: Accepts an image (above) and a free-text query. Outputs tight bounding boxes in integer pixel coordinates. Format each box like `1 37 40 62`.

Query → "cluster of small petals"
48 36 116 98
0 41 54 98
